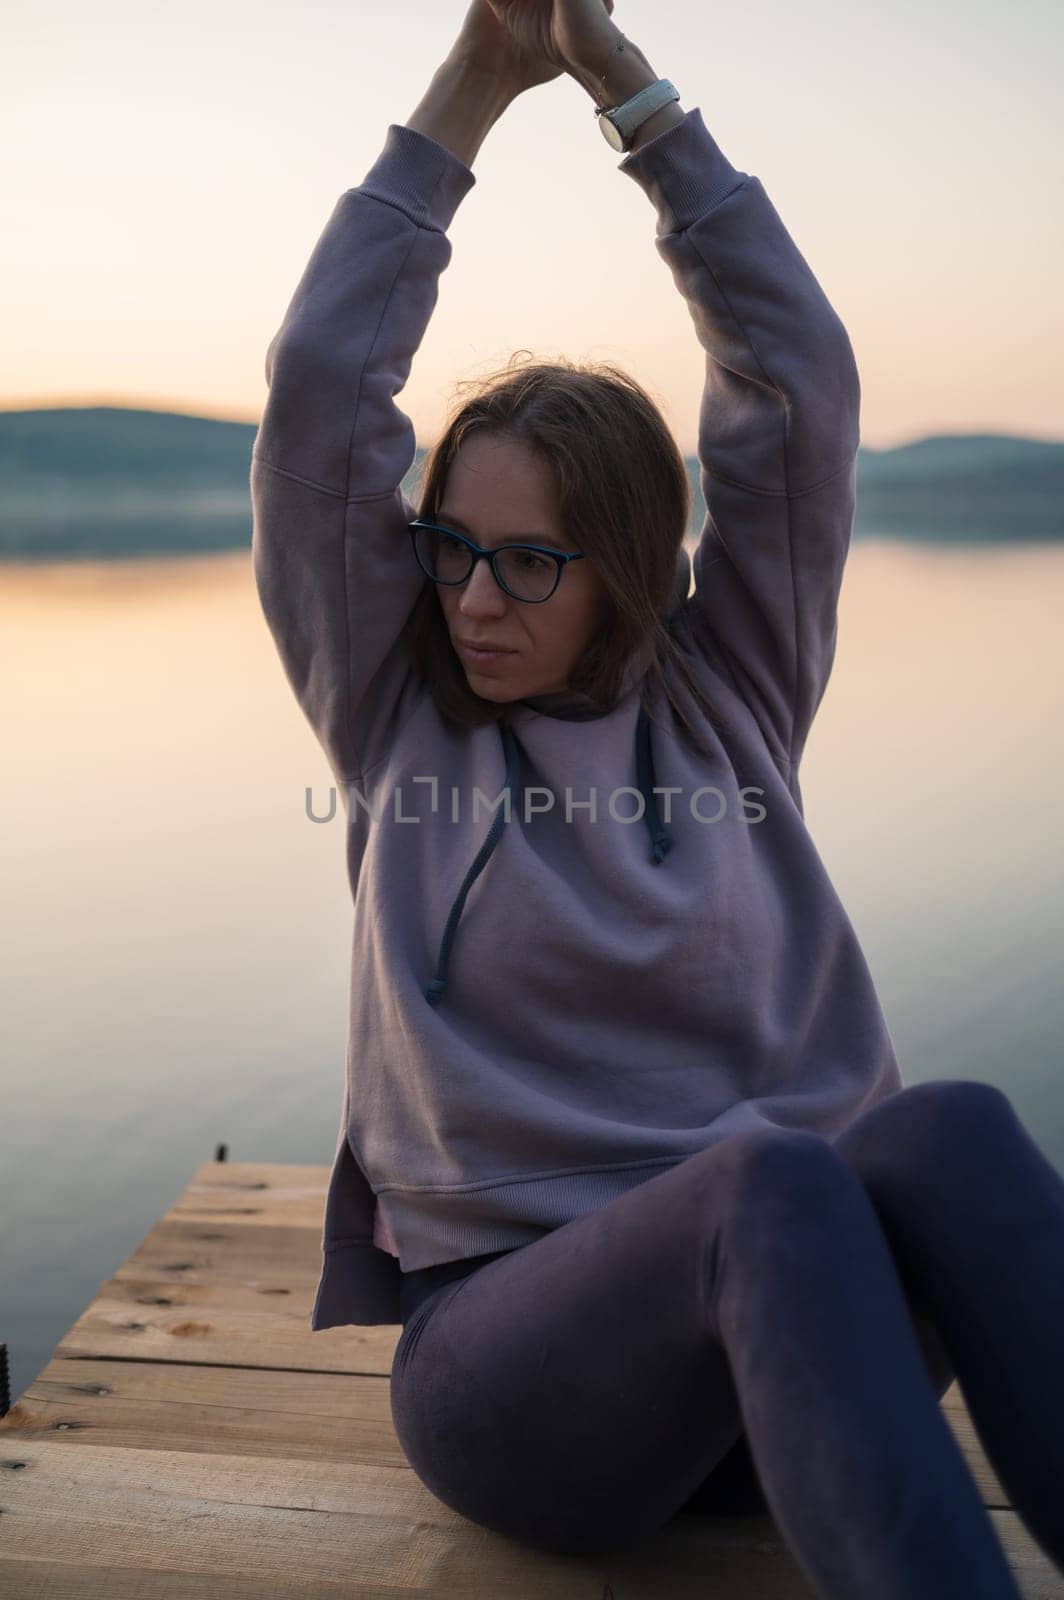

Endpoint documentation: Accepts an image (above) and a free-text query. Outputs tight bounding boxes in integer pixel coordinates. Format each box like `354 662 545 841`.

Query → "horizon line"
2 396 1063 455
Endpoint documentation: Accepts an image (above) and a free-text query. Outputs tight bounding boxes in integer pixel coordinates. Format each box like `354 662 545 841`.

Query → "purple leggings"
390 1080 1064 1596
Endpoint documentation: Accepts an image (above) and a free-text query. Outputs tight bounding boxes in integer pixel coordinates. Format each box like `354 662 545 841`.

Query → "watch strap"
595 79 681 152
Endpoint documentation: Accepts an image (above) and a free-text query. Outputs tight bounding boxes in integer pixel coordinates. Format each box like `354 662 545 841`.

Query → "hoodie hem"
373 1154 690 1271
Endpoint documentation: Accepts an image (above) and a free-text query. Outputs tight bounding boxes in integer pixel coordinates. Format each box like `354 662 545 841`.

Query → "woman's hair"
402 351 732 763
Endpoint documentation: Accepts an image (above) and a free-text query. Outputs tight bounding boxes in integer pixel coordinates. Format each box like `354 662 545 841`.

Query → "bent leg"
834 1077 1064 1569
390 1152 748 1556
707 1128 1021 1599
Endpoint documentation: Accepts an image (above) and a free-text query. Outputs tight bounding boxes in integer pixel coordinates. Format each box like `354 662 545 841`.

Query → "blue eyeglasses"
408 519 585 604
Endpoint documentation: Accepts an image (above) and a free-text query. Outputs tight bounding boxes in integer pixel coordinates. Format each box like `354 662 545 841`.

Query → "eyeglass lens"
415 525 558 602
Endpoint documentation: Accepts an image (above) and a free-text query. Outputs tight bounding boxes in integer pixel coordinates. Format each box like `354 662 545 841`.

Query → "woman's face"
434 433 610 703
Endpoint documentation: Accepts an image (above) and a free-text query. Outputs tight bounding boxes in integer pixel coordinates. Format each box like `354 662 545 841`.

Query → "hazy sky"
4 0 1062 453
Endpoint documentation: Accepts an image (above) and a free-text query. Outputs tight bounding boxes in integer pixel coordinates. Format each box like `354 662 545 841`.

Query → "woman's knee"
704 1125 859 1248
834 1078 1017 1201
710 1123 961 1402
717 1123 847 1190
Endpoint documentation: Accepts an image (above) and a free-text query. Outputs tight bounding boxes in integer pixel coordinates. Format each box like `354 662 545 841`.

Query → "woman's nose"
459 558 507 612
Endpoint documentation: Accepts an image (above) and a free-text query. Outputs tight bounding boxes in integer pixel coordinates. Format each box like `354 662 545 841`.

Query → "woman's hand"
485 0 618 78
452 0 617 97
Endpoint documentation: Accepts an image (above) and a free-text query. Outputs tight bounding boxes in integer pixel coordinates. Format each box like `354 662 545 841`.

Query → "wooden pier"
2 1158 1061 1598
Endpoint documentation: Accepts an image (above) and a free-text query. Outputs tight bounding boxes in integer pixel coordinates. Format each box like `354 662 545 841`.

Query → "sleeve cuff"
618 105 750 234
355 122 477 233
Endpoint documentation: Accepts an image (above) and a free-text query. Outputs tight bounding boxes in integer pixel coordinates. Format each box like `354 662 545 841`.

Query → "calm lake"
2 537 1062 1402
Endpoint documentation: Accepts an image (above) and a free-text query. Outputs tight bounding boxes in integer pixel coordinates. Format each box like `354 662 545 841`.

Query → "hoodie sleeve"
250 124 476 786
619 107 861 784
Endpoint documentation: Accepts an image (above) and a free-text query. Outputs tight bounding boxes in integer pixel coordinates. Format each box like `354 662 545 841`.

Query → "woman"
250 1 1064 1591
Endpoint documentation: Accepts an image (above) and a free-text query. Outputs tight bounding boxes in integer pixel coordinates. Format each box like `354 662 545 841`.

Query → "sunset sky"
5 0 1062 455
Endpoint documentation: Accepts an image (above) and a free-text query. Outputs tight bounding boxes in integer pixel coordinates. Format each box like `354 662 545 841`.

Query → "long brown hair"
402 351 732 763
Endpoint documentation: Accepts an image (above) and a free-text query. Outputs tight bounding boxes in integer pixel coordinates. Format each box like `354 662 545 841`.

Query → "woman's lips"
457 641 514 666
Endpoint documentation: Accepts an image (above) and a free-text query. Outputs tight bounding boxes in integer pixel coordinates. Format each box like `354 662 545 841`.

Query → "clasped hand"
453 0 619 97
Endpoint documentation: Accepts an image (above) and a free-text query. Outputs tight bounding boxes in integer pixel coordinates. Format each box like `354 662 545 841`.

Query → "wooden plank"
156 1162 336 1233
941 1391 1011 1507
0 1440 1059 1599
2 1358 1010 1510
56 1161 396 1376
6 1360 406 1471
56 1256 397 1378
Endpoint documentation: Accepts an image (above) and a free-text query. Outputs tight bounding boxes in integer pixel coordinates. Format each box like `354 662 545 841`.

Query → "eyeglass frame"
408 518 586 604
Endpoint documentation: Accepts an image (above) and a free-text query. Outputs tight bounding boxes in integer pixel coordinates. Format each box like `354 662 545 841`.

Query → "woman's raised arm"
611 93 862 795
405 56 522 170
487 3 859 790
250 4 616 786
250 19 538 787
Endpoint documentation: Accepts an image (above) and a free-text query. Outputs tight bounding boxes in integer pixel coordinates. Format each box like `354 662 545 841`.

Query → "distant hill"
0 406 1061 559
0 408 258 559
851 434 1064 542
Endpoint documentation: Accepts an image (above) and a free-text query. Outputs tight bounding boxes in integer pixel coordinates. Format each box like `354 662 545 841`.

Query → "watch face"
598 113 626 153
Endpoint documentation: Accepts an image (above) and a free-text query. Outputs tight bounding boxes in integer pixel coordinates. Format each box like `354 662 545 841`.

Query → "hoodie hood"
423 544 691 1006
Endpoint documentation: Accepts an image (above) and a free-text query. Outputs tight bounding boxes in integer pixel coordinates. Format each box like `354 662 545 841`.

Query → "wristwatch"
595 79 681 153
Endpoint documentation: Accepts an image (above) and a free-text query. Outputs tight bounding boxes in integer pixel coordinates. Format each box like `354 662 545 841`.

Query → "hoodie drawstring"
424 721 523 1007
635 701 674 866
424 704 672 1007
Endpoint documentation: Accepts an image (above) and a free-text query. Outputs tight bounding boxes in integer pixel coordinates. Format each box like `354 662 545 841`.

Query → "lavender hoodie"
250 105 902 1330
